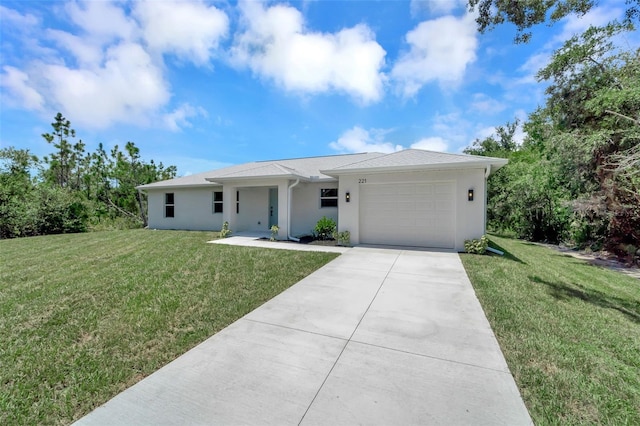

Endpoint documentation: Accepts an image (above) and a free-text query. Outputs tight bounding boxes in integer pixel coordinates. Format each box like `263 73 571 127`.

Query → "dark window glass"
320 198 338 208
165 193 174 204
321 188 338 197
165 205 175 218
213 191 223 213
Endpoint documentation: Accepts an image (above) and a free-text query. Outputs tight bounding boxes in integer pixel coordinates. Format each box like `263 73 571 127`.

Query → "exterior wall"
236 187 270 232
290 181 339 236
337 168 487 251
147 186 223 231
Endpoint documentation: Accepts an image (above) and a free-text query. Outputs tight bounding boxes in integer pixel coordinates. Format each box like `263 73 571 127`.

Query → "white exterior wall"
290 181 339 236
337 169 487 251
236 187 270 232
147 186 223 231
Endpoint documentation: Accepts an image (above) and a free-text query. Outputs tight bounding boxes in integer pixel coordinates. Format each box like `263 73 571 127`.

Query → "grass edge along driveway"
461 235 640 425
0 229 338 425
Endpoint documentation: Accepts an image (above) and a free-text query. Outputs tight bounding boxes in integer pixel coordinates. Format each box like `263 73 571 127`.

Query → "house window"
213 191 223 213
320 188 338 208
236 191 240 214
165 193 175 218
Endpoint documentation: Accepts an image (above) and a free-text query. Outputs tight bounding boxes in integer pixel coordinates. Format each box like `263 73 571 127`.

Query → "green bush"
336 230 351 246
314 216 336 240
464 235 489 254
270 224 279 241
220 221 232 238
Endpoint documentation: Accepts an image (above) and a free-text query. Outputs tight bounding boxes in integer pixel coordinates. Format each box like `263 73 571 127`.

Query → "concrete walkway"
75 246 532 425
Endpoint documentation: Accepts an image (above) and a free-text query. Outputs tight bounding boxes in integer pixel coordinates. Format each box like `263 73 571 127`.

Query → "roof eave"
321 160 507 177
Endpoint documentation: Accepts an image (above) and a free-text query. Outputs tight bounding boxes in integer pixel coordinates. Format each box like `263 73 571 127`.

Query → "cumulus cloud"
41 43 170 128
391 13 477 97
134 0 229 65
470 93 506 114
0 66 44 110
164 103 208 132
0 1 229 130
329 126 402 153
230 1 387 103
410 136 448 151
410 0 464 17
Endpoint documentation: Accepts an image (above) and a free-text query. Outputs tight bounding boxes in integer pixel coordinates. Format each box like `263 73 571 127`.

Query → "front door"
268 188 278 228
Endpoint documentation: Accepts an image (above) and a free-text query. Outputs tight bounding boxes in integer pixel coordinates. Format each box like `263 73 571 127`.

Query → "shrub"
464 235 489 254
336 230 351 246
314 216 336 240
220 221 232 238
270 225 279 241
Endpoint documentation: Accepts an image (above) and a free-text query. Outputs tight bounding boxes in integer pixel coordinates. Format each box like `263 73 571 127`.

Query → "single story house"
137 149 507 251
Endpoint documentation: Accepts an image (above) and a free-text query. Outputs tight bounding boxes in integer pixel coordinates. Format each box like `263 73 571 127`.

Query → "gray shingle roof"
137 152 384 189
324 149 507 172
137 150 507 190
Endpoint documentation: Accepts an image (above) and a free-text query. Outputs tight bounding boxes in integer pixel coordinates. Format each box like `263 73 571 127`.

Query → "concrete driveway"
75 246 532 425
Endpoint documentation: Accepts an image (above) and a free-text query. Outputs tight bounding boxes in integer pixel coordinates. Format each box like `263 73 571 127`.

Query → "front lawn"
0 230 338 425
461 235 640 425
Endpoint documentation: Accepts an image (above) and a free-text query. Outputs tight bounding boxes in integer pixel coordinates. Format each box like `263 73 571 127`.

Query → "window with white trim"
213 191 223 213
165 193 175 218
320 188 338 208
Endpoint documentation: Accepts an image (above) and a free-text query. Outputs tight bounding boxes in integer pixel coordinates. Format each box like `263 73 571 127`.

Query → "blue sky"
0 0 633 175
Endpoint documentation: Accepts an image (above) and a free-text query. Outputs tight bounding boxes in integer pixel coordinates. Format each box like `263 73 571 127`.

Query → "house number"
358 178 367 184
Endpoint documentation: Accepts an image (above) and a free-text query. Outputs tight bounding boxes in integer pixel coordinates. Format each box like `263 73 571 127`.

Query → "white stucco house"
137 149 507 251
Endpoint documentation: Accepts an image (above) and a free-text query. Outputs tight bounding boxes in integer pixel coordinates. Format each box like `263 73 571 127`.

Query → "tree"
42 112 85 189
467 0 640 43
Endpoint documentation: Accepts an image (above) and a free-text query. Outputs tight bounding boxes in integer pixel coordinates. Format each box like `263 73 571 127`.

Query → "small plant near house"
464 235 488 254
314 216 336 240
220 221 232 238
335 230 351 246
270 225 279 241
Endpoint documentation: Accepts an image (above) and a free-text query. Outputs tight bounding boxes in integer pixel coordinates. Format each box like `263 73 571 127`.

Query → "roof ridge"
325 151 386 169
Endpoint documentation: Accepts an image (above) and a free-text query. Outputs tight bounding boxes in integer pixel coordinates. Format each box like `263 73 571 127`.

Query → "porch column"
222 185 236 231
277 181 289 239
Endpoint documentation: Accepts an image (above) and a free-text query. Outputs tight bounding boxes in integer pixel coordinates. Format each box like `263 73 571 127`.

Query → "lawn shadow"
487 240 526 264
530 275 640 324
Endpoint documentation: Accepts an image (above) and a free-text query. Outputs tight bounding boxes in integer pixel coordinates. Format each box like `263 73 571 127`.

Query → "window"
236 191 240 214
213 191 223 213
165 193 175 218
320 188 338 208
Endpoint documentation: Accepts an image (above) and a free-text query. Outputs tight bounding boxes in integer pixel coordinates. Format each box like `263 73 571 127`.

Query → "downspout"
287 179 300 242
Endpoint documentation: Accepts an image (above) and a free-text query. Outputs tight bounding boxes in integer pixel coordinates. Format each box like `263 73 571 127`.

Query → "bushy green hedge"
464 235 489 254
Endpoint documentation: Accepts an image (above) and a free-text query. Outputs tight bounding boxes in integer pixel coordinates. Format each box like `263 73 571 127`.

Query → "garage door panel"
360 182 455 248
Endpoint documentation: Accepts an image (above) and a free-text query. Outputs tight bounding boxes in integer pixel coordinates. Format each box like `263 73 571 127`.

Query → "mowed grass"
0 230 338 425
461 235 640 425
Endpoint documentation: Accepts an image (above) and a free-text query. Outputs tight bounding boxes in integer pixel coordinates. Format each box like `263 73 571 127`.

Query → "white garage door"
359 182 455 248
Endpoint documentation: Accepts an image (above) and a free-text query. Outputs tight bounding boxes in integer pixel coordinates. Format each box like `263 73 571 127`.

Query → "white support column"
277 181 289 238
222 185 236 231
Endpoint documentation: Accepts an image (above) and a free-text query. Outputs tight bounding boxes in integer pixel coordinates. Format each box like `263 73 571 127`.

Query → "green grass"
0 230 338 425
461 235 640 425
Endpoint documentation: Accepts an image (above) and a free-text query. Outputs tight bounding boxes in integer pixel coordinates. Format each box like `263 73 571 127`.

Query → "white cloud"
329 126 402 153
410 0 463 17
470 93 506 114
0 66 44 110
65 0 137 42
0 5 39 29
134 0 228 65
410 136 448 151
230 1 387 103
41 42 170 128
0 1 227 130
164 103 207 131
391 13 477 97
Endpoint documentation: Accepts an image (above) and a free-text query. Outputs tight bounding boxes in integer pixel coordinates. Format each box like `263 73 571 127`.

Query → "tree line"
0 113 176 238
466 2 639 258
